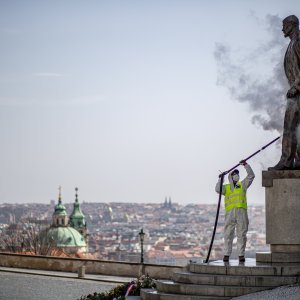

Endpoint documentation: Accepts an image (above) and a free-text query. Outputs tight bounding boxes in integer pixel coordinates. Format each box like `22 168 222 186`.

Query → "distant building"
40 187 87 255
164 197 168 208
169 197 172 209
69 187 87 239
163 196 172 209
103 205 113 222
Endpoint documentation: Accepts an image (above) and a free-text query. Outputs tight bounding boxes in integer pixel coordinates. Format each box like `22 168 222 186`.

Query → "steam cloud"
214 14 289 133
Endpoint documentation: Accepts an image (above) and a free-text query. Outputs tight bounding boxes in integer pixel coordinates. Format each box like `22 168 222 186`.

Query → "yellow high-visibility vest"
224 182 247 212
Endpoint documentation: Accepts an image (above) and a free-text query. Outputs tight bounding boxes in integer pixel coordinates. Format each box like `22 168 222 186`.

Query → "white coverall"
215 164 255 257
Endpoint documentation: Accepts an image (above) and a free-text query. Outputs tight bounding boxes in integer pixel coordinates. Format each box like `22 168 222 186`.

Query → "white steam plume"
214 14 289 133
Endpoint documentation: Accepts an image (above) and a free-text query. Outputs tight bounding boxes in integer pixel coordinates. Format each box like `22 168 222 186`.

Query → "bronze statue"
269 15 300 170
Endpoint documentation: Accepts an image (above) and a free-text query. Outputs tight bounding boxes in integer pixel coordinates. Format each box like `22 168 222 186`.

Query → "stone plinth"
257 170 300 263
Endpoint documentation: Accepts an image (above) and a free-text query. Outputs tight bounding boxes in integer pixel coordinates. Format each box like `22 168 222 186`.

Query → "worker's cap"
231 169 239 176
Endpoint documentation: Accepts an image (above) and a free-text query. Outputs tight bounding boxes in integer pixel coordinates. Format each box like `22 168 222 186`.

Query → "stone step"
140 289 231 300
156 280 271 298
173 271 300 287
188 261 300 276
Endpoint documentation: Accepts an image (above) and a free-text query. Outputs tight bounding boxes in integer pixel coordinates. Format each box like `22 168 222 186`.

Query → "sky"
0 0 298 205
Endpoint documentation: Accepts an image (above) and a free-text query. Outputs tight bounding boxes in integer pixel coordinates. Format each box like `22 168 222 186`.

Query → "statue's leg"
270 99 298 170
293 98 300 169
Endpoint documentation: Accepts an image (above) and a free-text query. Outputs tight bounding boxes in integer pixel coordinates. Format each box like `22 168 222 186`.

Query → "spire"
75 187 79 203
58 186 62 204
164 197 168 208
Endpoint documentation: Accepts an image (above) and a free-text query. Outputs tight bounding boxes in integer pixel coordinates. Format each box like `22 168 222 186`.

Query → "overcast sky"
0 0 298 205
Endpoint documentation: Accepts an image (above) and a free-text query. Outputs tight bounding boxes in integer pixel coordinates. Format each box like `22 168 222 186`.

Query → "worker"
215 161 255 263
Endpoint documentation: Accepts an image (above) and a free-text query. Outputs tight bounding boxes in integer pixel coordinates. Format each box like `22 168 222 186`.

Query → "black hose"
204 173 224 263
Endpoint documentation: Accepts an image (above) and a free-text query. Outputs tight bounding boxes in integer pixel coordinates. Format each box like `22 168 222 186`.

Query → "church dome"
42 226 86 248
44 186 88 254
54 202 67 216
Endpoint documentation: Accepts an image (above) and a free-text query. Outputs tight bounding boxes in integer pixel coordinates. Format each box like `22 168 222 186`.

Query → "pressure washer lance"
204 136 280 264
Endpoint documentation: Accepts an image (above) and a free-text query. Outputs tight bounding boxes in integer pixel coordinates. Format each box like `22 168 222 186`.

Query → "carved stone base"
256 251 300 263
256 171 300 263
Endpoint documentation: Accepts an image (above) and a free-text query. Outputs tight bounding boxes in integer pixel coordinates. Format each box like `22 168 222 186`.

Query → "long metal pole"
220 136 280 178
204 136 280 263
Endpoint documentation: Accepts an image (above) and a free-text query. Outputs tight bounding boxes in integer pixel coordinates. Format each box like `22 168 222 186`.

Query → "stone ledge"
257 252 300 263
0 252 182 279
271 245 300 253
256 252 272 263
262 170 300 187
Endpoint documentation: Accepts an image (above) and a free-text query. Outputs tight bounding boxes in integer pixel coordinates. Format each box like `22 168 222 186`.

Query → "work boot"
293 162 300 170
223 255 229 262
239 256 245 262
268 162 292 171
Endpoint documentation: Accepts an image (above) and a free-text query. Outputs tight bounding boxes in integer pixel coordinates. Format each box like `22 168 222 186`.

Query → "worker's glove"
218 172 226 178
239 160 247 166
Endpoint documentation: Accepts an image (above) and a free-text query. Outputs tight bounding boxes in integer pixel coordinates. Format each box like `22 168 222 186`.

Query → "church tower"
69 187 87 238
52 186 68 226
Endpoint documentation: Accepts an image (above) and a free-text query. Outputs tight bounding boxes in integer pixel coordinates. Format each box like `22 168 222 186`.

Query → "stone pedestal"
256 170 300 263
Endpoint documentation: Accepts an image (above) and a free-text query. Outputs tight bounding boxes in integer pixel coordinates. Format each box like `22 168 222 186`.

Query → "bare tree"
0 220 59 256
0 224 24 253
0 219 81 257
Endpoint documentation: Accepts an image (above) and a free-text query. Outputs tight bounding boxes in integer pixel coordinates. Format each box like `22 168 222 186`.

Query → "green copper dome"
42 226 86 248
54 187 67 216
54 202 67 216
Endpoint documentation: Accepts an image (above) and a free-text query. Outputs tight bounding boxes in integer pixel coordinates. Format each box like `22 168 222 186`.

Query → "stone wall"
0 252 182 279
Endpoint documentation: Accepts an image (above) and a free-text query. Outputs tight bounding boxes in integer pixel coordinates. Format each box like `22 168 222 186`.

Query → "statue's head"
282 15 299 38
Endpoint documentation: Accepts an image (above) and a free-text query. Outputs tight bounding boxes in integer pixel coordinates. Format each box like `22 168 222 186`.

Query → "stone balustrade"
0 252 182 279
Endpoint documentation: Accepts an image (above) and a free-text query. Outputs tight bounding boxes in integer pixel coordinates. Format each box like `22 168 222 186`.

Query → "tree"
0 220 66 256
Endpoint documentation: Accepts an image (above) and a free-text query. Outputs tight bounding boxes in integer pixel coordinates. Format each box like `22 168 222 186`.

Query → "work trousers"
279 97 300 168
224 207 249 257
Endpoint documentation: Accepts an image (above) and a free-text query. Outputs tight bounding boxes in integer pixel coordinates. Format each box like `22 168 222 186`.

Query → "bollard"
78 265 85 278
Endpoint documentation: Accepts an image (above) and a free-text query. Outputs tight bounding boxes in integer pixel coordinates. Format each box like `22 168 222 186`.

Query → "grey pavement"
0 267 139 300
0 271 115 300
2 266 300 299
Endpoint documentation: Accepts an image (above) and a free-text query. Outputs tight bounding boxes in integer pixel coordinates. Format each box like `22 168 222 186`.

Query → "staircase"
141 258 300 299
